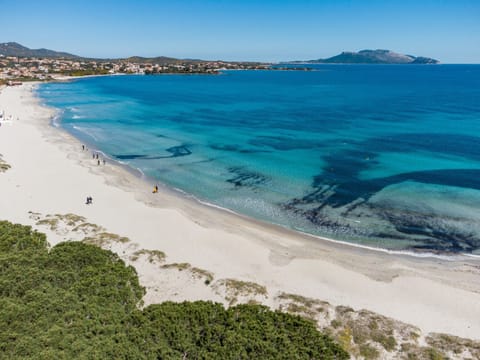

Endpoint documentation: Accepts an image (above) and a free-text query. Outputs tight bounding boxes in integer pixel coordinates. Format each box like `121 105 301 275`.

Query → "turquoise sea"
38 65 480 254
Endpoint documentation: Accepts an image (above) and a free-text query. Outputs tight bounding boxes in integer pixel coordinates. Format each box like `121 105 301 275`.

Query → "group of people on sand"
81 144 106 166
81 142 159 204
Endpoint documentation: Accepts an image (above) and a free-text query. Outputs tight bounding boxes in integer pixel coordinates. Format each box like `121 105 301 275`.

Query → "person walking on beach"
82 144 85 151
153 185 158 193
97 159 100 166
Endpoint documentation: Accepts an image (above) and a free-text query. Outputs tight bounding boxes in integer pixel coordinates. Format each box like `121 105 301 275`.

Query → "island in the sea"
294 49 439 64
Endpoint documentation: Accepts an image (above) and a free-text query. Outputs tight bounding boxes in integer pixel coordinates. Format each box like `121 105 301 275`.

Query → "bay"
38 65 480 253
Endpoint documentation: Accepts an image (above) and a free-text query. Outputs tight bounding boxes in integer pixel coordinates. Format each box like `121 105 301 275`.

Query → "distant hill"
304 49 439 64
0 42 206 63
123 56 191 64
0 42 79 58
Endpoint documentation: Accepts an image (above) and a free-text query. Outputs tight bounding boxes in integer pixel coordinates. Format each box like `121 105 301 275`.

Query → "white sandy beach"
1 83 480 342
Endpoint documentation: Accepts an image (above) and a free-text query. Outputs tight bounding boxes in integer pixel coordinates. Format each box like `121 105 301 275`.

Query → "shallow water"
38 65 480 253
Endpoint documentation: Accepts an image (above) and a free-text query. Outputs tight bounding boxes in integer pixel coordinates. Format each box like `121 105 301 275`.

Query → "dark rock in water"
114 154 148 160
284 166 480 252
296 132 480 210
226 166 269 190
165 145 192 157
364 133 480 162
136 145 192 160
380 210 480 253
210 143 270 154
115 145 192 161
249 135 324 151
307 168 480 212
278 130 480 253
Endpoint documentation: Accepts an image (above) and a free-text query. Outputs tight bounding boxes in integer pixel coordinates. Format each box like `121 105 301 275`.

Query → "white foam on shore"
71 125 100 142
50 111 63 127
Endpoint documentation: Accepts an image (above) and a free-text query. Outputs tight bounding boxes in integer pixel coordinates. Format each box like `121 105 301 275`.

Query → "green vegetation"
35 213 87 232
331 307 398 354
130 249 166 263
371 332 396 351
161 262 191 271
82 231 130 247
160 262 214 284
359 344 380 359
425 348 447 360
324 307 480 359
337 326 353 352
190 266 214 284
72 222 103 234
214 278 268 305
426 333 480 358
400 343 449 360
277 292 329 320
0 220 348 359
325 308 412 358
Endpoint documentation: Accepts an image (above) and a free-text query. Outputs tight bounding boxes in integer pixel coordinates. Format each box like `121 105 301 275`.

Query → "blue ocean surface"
38 65 480 254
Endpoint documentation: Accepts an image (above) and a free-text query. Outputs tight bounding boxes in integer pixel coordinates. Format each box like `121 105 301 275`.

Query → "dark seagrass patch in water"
226 166 269 190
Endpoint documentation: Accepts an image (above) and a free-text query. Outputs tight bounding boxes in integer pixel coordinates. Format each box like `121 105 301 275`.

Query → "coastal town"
0 54 278 84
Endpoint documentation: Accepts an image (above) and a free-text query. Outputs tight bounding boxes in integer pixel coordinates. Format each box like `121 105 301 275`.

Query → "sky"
0 0 479 63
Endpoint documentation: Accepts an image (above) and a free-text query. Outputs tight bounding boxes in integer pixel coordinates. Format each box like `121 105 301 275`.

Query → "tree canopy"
0 220 348 359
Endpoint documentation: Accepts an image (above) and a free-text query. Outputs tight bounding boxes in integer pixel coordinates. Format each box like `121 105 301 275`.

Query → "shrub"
0 221 349 359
